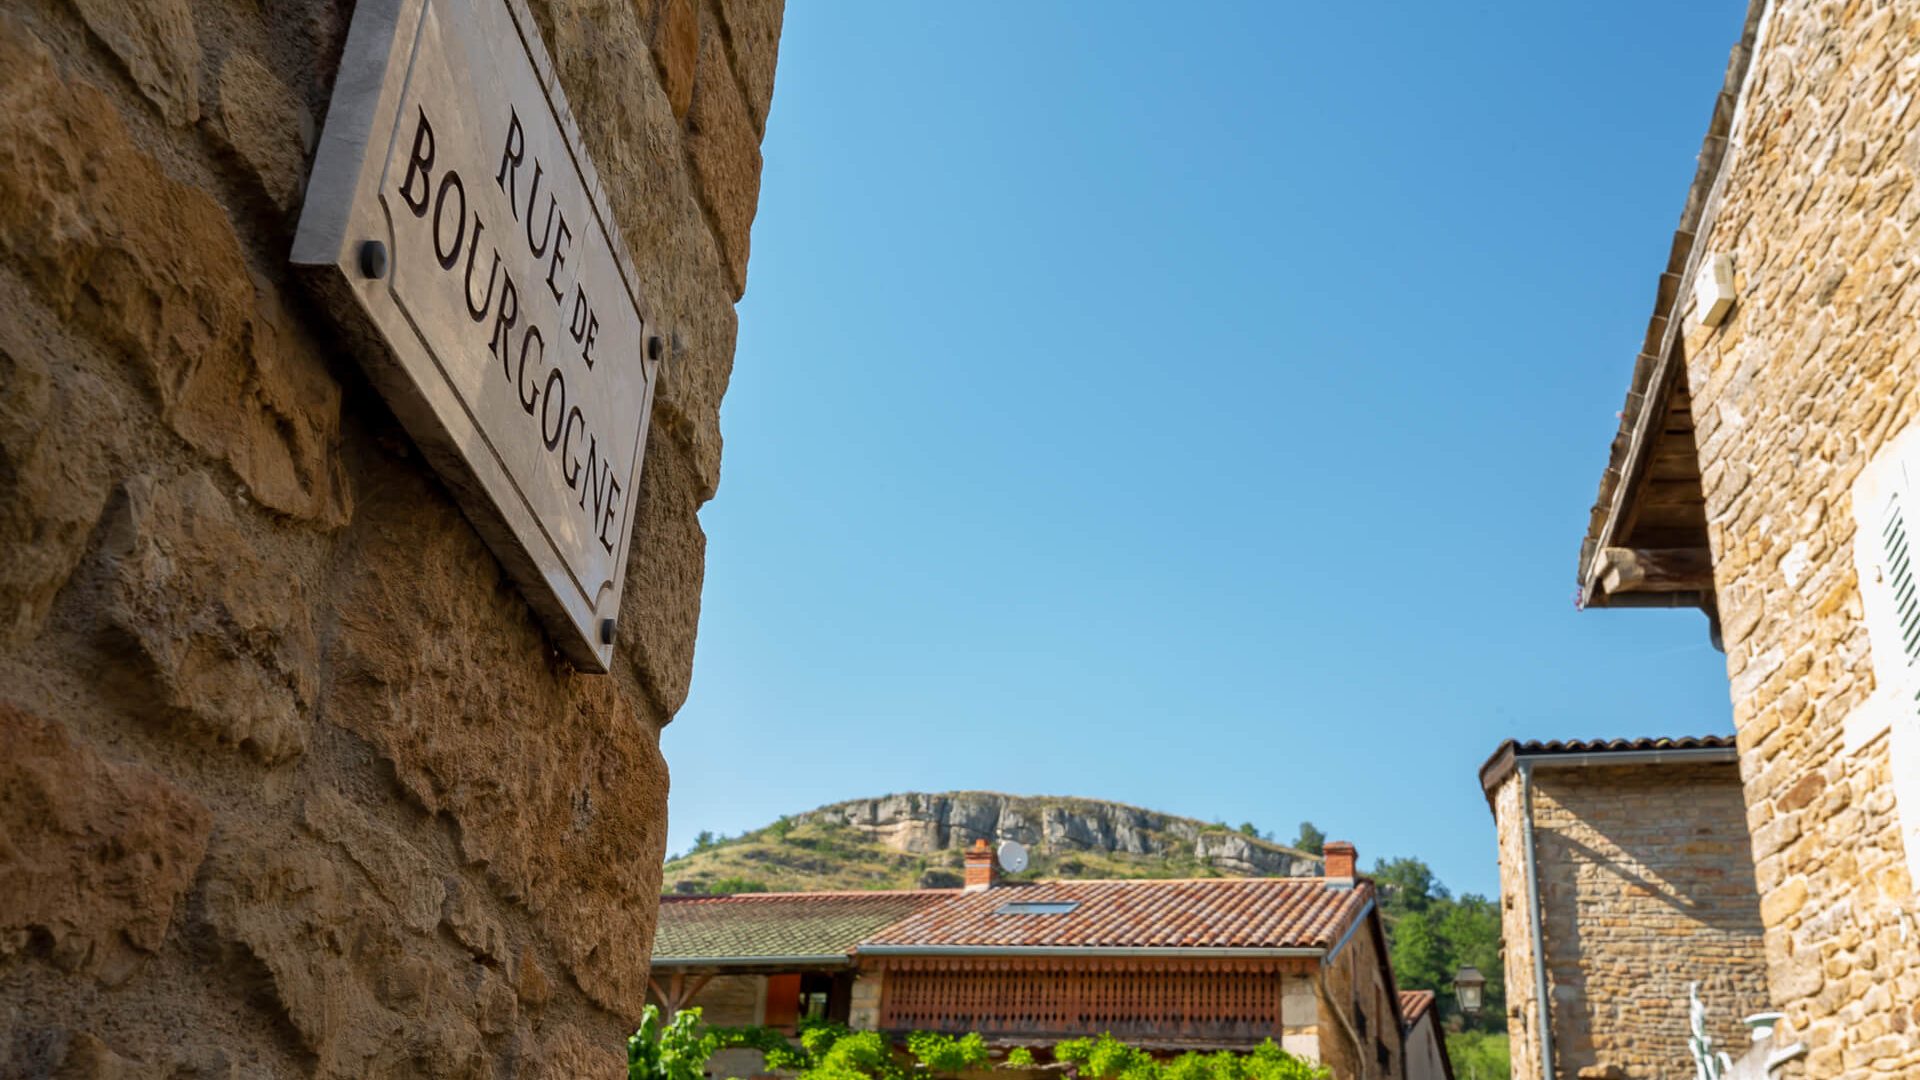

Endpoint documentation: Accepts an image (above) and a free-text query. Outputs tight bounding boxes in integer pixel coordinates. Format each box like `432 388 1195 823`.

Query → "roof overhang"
1478 738 1739 806
649 954 854 970
855 945 1326 959
1577 0 1771 616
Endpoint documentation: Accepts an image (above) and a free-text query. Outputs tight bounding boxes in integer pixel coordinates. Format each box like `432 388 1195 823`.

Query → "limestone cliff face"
797 793 1322 878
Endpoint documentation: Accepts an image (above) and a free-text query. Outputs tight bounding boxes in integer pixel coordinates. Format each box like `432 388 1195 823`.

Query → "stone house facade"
1575 1 1920 1075
1480 738 1770 1079
1397 992 1454 1080
0 0 782 1075
655 842 1412 1079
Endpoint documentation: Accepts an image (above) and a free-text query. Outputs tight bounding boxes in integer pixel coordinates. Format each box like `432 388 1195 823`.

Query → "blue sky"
663 1 1746 899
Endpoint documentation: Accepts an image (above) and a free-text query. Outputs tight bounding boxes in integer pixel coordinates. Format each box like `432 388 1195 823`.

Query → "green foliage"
1055 1034 1324 1080
814 1031 892 1078
771 815 796 840
1084 1033 1154 1080
799 1020 854 1061
628 1006 719 1080
1240 1039 1329 1080
908 1032 989 1073
1371 856 1505 1033
713 1025 792 1055
694 830 717 852
1236 822 1260 838
687 1027 1323 1080
1053 1038 1094 1068
1444 1031 1510 1080
1291 822 1325 856
706 876 771 894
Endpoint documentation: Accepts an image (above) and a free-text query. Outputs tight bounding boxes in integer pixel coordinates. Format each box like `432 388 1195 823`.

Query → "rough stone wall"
1673 2 1920 1075
687 974 765 1077
1493 764 1769 1079
1314 915 1401 1080
0 0 781 1074
849 970 883 1032
685 974 763 1027
1277 971 1319 1064
1492 775 1546 1080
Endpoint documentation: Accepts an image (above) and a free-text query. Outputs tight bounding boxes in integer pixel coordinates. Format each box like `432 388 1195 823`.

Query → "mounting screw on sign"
358 240 388 279
599 618 616 645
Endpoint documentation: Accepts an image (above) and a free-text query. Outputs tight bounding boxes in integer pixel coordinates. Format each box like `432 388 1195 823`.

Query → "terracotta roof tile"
1508 735 1735 755
1398 990 1435 1025
1478 734 1738 799
653 891 951 963
860 878 1372 951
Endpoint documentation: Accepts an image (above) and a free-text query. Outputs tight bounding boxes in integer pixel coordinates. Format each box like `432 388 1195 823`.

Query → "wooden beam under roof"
1596 547 1714 594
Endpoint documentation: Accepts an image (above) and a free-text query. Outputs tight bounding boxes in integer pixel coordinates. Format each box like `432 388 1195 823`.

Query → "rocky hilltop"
664 792 1322 893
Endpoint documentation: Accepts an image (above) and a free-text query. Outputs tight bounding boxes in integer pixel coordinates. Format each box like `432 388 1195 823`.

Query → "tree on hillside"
1292 822 1326 856
1373 856 1445 912
1371 856 1505 1035
1238 822 1261 839
693 830 716 853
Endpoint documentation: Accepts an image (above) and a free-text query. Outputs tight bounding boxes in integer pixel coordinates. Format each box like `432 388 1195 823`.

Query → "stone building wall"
1672 2 1920 1075
1314 915 1401 1080
0 0 782 1075
1492 776 1545 1080
690 975 767 1078
1490 762 1769 1079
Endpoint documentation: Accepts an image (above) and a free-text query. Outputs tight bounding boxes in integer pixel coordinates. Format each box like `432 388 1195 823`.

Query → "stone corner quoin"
0 0 785 1075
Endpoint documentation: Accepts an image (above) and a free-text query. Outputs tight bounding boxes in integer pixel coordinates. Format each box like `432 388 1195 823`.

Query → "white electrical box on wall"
1693 253 1736 327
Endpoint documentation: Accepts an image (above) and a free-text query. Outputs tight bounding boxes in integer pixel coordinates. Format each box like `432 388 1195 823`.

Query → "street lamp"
1453 965 1486 1017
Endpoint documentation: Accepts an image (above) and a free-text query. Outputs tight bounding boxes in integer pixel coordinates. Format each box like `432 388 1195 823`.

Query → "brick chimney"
963 838 998 891
1323 841 1356 888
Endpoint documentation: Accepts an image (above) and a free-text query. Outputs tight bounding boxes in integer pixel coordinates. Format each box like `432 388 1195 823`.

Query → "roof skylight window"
995 901 1079 916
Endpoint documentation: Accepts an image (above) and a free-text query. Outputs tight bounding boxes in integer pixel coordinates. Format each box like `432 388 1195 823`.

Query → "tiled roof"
1398 990 1435 1025
1509 735 1735 755
1478 735 1737 799
653 891 951 963
859 878 1372 952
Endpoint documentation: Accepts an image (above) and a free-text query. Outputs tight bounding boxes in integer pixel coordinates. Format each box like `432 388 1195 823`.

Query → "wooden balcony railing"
874 957 1313 1046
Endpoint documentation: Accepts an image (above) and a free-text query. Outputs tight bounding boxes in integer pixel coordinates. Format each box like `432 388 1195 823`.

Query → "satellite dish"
997 840 1029 874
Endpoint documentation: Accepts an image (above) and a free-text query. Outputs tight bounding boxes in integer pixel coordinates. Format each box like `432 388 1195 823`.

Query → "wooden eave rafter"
647 970 717 1014
1577 1 1769 612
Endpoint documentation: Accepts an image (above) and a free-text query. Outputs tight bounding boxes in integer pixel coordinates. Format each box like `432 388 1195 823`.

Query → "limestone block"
529 0 739 497
0 17 350 525
475 967 519 1036
67 0 200 127
0 292 117 645
716 0 783 133
214 50 313 214
652 0 699 121
516 944 555 1009
619 427 708 715
687 6 763 299
1279 1032 1320 1064
324 458 669 1015
1760 877 1809 925
203 829 490 1079
301 787 445 934
442 876 510 963
102 472 319 764
0 702 213 983
526 1023 623 1080
20 1029 144 1079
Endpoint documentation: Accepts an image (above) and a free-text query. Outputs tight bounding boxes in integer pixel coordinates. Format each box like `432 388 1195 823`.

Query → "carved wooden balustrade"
873 957 1316 1045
